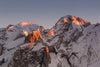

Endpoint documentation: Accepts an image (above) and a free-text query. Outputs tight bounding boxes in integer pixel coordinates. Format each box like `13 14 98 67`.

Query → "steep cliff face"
0 15 100 67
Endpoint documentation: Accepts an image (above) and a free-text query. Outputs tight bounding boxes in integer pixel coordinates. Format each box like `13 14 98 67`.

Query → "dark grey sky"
0 0 100 28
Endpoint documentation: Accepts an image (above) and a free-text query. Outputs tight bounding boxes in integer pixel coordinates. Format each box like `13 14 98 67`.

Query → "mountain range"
0 15 100 67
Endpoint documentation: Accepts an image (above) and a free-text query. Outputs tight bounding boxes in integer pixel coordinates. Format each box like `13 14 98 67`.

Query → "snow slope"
89 61 100 67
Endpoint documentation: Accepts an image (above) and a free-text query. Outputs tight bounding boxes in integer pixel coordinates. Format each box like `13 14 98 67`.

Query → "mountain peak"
20 22 34 27
57 15 91 25
46 15 91 36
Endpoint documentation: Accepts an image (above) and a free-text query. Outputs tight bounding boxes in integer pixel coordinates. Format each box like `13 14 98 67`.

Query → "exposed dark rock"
8 45 58 67
0 58 5 65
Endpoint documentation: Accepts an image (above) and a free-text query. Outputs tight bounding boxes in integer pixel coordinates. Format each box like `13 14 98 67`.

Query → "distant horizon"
0 0 100 29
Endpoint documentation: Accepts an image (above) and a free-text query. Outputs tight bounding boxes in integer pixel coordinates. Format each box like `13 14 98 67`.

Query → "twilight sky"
0 0 100 28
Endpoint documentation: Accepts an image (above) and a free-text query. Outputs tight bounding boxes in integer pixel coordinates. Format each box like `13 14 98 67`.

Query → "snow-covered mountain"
0 15 100 67
44 15 100 67
0 22 45 67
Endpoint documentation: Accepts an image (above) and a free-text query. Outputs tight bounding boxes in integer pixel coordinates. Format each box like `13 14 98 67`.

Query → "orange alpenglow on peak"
57 15 91 26
72 20 80 25
70 16 80 25
46 47 49 56
23 30 28 37
20 22 34 27
57 22 61 24
46 28 55 36
27 29 42 48
6 26 14 33
76 17 88 25
63 17 67 23
46 47 51 64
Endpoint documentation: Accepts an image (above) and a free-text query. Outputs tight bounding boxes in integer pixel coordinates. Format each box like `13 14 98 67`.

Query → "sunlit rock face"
46 28 55 36
56 15 90 25
20 22 34 27
6 22 45 41
46 15 91 36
